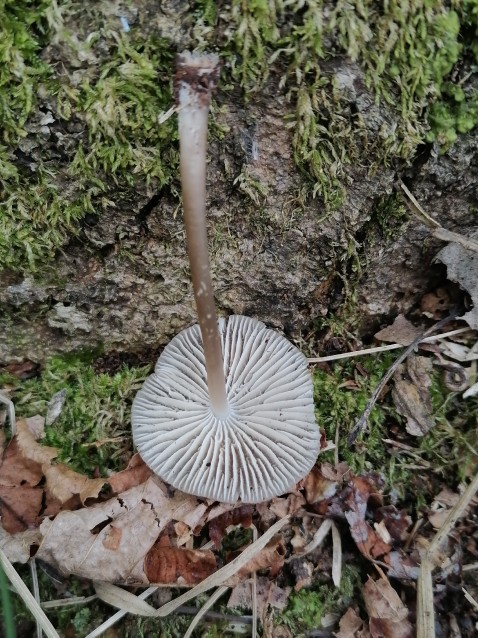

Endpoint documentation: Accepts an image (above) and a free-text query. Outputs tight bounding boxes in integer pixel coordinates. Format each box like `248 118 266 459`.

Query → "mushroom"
131 52 321 503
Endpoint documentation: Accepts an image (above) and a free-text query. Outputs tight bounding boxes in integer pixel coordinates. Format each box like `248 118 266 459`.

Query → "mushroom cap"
132 315 321 503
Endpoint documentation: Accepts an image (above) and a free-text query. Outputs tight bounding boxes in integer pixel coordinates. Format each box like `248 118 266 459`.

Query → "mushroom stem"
175 52 229 418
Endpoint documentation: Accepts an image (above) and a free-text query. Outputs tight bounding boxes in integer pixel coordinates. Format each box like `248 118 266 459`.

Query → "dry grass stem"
30 559 42 638
331 522 342 588
0 549 60 638
428 472 478 558
307 327 470 364
417 554 435 638
287 519 333 562
85 587 157 638
183 586 229 638
463 562 478 572
252 525 258 638
462 587 478 612
41 595 98 609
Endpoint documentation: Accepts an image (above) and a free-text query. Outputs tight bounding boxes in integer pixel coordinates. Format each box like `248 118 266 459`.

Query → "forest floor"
1 281 478 638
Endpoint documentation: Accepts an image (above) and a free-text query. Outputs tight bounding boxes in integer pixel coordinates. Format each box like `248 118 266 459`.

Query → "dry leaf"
145 540 216 584
335 607 370 638
420 288 451 319
363 577 413 638
343 476 391 560
227 536 286 584
35 477 205 584
269 494 305 518
209 505 254 548
303 466 338 504
16 419 58 466
44 464 106 505
374 315 422 346
436 242 478 329
108 454 152 494
0 523 41 563
0 485 44 533
392 356 435 436
0 437 44 488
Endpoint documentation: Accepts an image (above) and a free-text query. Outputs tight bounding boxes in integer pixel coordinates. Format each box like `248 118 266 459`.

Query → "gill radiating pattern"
132 315 321 503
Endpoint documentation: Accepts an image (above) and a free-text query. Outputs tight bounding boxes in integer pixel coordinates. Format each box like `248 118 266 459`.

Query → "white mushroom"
131 52 321 503
133 315 320 503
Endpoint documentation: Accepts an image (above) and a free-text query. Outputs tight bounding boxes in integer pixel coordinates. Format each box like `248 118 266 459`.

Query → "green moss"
0 0 53 143
0 4 178 273
313 353 396 476
3 354 151 475
61 33 177 186
280 565 361 633
195 1 471 207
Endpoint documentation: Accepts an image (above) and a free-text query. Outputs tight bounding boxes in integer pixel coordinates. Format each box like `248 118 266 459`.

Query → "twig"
347 314 457 445
307 327 470 364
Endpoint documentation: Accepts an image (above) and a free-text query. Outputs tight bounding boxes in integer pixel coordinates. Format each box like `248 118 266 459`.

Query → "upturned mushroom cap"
132 315 321 503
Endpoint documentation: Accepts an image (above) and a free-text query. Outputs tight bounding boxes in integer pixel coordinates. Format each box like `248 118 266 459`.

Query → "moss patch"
0 1 178 273
1 354 150 475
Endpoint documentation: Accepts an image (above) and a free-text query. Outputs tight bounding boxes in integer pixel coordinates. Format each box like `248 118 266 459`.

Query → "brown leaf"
0 485 44 533
144 542 216 584
44 464 106 505
209 505 254 548
0 437 44 487
343 477 391 559
16 419 58 465
4 360 40 380
374 315 422 346
392 356 435 436
384 551 420 580
335 607 370 638
35 477 207 584
108 454 152 494
303 466 338 504
375 507 412 543
363 577 413 638
420 288 451 319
